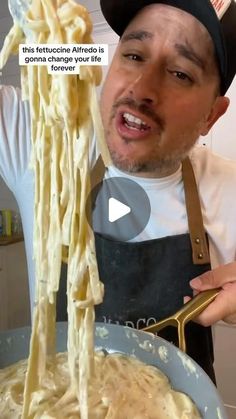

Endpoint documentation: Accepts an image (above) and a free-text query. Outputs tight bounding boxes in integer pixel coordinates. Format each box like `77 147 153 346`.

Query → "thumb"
190 262 236 291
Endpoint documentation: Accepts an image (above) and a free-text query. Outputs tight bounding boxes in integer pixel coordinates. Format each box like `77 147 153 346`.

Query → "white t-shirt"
0 86 35 308
1 85 236 312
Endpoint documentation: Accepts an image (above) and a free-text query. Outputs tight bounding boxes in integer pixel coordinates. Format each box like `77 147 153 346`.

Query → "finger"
193 282 236 326
183 295 192 304
190 262 236 291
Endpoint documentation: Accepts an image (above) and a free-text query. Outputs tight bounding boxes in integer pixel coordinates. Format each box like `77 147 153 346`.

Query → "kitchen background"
0 1 235 417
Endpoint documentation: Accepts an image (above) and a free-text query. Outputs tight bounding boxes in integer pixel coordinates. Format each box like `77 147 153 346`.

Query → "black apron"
57 157 215 382
92 156 215 382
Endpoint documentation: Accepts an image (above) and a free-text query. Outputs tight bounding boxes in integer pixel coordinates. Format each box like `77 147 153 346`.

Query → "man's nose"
126 70 159 105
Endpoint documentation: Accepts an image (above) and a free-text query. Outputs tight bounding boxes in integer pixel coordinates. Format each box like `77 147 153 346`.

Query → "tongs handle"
142 288 220 352
173 288 220 324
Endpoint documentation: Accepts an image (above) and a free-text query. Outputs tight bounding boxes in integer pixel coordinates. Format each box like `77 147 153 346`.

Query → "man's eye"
170 71 192 82
123 53 142 61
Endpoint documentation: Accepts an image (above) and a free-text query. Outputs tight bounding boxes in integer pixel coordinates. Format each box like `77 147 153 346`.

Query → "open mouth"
122 112 150 132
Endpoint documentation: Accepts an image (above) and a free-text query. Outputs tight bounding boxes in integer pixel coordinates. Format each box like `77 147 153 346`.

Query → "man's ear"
201 96 230 136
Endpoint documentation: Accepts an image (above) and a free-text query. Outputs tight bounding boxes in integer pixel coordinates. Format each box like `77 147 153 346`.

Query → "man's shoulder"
190 146 236 183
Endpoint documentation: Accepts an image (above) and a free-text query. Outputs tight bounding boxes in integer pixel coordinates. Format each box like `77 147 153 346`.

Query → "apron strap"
91 155 210 265
182 157 210 265
91 154 106 190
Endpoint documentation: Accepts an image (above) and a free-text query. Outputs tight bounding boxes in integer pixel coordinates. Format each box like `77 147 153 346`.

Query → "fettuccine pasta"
0 0 110 417
0 351 201 418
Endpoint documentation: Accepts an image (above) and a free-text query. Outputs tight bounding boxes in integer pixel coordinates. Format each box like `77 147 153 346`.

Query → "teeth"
123 112 147 127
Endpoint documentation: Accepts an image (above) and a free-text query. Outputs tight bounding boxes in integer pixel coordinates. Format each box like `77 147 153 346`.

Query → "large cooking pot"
0 322 227 419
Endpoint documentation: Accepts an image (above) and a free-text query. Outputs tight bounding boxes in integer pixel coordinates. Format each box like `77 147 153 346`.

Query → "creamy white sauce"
177 351 199 378
0 352 202 419
139 339 155 353
95 327 109 339
158 345 169 363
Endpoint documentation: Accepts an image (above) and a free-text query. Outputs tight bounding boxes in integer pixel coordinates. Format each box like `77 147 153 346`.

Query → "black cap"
100 0 236 94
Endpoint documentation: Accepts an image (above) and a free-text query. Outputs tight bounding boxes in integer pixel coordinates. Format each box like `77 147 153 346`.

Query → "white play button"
108 197 131 223
86 177 151 241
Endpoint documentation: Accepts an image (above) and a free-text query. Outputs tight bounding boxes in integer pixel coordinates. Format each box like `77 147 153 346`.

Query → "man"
0 0 236 381
91 0 236 381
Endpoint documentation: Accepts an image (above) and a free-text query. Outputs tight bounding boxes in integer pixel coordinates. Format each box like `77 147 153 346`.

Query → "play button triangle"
86 176 151 241
108 197 131 223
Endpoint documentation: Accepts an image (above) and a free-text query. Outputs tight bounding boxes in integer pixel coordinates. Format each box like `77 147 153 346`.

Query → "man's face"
100 4 225 177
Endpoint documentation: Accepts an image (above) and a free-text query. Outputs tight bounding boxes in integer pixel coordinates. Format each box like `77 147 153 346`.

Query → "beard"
109 146 193 175
107 132 199 176
102 96 204 176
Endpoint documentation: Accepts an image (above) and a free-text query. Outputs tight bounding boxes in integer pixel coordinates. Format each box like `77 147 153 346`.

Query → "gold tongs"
142 288 220 353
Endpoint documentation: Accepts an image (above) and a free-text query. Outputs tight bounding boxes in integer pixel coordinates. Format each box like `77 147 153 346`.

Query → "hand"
189 262 236 326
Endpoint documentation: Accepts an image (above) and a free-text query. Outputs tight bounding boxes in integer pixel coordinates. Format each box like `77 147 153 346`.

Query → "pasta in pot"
0 352 201 418
0 1 201 418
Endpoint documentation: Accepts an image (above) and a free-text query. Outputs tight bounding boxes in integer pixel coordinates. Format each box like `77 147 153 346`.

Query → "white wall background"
0 1 236 416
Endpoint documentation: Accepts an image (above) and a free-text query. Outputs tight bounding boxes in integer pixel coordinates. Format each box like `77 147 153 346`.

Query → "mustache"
111 97 165 130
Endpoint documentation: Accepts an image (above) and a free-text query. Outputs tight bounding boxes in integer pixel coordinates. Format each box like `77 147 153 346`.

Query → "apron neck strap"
182 157 210 265
91 155 210 265
91 155 106 191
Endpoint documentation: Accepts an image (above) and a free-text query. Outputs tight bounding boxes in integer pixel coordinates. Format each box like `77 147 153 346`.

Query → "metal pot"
0 322 227 419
